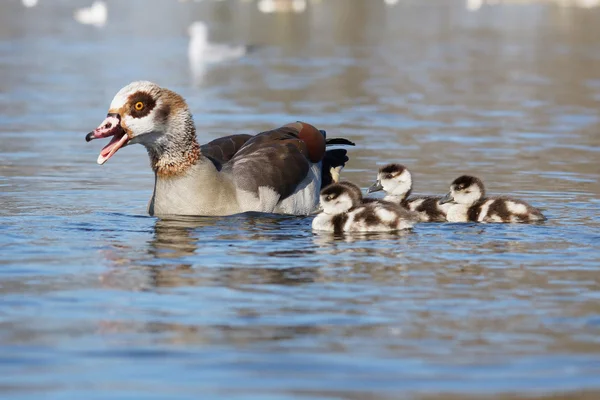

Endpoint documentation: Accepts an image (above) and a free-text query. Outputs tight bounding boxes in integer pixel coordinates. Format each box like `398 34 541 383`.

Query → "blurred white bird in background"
22 0 38 8
257 0 307 13
74 1 107 28
467 0 599 11
188 21 255 84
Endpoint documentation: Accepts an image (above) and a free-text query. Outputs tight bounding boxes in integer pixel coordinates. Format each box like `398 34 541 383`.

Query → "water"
1 0 600 398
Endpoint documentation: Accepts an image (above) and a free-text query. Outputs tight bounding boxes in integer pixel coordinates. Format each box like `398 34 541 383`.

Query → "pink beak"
85 113 130 165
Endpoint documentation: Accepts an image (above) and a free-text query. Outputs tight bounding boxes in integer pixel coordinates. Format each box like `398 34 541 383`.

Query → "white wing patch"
477 199 496 222
276 162 321 215
377 207 397 223
506 201 528 215
408 198 424 211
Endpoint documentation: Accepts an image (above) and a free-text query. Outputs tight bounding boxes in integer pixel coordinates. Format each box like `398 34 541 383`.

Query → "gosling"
368 163 450 222
440 175 546 223
312 182 418 233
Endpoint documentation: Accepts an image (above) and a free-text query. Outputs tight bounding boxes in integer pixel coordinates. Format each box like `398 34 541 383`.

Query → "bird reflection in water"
95 213 329 346
99 213 323 290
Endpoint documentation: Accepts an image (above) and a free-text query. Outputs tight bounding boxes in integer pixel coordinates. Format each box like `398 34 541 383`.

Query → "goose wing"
226 122 325 201
200 134 253 168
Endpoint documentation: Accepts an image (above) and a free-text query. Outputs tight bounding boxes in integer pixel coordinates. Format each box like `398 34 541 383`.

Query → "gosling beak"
85 113 129 165
367 180 383 194
439 192 454 205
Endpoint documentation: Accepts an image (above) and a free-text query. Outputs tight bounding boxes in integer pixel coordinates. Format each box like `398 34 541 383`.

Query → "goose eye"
134 101 144 111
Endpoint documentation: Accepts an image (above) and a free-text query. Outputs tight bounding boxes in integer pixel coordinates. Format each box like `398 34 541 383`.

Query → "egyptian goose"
85 81 353 216
440 175 546 223
312 182 418 233
367 163 450 222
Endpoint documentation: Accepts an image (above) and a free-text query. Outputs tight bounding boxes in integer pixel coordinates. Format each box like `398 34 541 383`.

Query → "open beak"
367 180 383 194
85 113 129 165
439 192 454 204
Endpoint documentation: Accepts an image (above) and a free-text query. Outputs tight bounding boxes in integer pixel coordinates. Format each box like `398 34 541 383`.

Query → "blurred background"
1 0 600 399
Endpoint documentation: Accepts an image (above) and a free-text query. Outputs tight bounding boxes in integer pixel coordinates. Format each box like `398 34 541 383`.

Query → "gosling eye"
134 101 144 111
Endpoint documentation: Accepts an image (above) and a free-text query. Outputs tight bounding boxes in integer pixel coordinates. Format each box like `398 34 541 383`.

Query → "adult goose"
85 81 353 216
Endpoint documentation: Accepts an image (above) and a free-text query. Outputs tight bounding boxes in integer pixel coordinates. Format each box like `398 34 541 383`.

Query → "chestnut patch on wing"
128 91 156 119
286 121 325 163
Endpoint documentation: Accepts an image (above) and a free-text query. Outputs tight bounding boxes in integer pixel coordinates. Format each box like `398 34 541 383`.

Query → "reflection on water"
1 0 600 399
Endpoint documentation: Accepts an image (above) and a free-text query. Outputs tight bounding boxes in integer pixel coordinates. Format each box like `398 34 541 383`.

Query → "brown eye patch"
128 91 156 118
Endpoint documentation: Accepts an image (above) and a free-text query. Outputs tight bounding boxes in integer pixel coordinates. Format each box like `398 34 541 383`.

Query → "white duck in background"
74 1 107 28
258 0 307 13
85 81 354 217
22 0 38 8
188 22 254 82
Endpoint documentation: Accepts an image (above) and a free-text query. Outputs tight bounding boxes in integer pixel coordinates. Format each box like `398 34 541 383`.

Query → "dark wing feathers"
225 126 312 200
201 123 354 201
321 149 348 188
200 134 253 165
326 138 355 146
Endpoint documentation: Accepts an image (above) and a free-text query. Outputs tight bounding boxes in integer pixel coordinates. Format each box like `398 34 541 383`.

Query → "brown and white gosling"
367 164 450 222
440 175 546 223
312 182 418 233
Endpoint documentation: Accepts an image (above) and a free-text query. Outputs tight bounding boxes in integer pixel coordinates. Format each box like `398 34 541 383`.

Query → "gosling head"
85 81 193 165
368 163 412 198
440 175 485 206
319 182 362 215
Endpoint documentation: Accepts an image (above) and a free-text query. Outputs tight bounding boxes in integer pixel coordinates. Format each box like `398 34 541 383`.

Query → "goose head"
368 163 412 197
440 175 485 206
319 182 362 215
86 81 194 165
